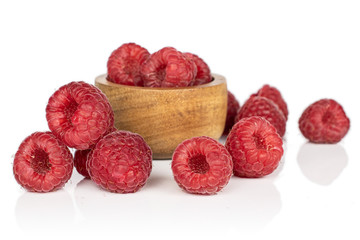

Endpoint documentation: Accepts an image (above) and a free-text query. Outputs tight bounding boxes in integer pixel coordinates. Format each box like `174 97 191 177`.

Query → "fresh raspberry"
225 116 283 178
74 126 117 178
13 132 73 193
46 81 114 150
87 130 152 193
107 43 150 86
74 149 92 178
171 136 233 195
235 96 286 137
223 91 241 135
299 99 350 143
252 85 288 120
141 47 197 87
183 52 212 86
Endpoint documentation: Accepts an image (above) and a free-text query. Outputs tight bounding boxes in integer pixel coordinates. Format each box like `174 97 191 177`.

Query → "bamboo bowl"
95 74 227 159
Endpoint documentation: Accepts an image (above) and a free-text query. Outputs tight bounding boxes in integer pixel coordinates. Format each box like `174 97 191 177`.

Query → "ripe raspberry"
299 99 350 143
107 43 150 86
46 81 114 150
183 52 212 86
74 149 92 178
226 116 283 178
223 91 241 135
87 130 152 193
235 96 286 137
13 132 73 192
252 85 288 120
141 47 197 87
171 136 233 195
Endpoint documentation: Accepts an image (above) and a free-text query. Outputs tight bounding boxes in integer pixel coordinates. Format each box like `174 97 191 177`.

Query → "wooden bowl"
95 74 227 159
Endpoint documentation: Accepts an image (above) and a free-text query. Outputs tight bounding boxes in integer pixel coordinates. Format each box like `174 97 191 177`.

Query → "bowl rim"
95 73 226 90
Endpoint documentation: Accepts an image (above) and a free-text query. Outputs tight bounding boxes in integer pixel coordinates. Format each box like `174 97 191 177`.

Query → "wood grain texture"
95 74 227 159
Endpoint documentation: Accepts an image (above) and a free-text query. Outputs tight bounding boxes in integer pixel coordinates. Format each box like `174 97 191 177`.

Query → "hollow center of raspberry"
254 134 266 150
30 149 52 174
188 154 209 174
322 111 334 125
64 101 78 124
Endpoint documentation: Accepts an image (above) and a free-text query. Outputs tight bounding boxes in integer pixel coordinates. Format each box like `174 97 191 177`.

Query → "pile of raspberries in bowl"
12 43 350 195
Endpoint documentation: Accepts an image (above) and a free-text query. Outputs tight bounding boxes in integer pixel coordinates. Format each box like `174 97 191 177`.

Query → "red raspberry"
74 149 92 178
46 81 114 150
107 43 150 86
299 99 350 143
252 85 288 120
141 47 197 87
171 136 233 195
13 132 73 192
87 130 152 193
223 91 241 135
235 96 286 137
183 52 212 86
225 116 283 178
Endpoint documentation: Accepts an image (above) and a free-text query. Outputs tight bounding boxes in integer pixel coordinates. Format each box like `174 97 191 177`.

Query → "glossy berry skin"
299 99 350 143
107 43 150 86
87 130 152 193
171 136 233 195
46 81 114 150
74 149 92 178
236 96 286 137
183 52 212 86
13 132 73 193
226 117 283 178
141 47 197 88
253 85 288 120
223 91 241 135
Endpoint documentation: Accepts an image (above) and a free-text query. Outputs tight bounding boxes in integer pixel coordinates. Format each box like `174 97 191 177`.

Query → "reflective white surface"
1 1 360 239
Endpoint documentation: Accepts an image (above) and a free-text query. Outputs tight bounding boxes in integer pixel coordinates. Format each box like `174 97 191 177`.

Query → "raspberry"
87 130 152 193
299 99 350 143
225 116 283 178
252 85 288 120
74 149 92 178
183 52 212 86
141 47 197 87
171 136 233 195
46 81 114 150
235 96 286 137
107 43 150 86
13 132 73 192
223 91 241 135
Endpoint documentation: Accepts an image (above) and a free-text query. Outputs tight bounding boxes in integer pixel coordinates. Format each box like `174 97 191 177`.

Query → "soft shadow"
15 189 75 231
145 174 169 188
223 178 282 230
297 143 348 185
74 178 157 231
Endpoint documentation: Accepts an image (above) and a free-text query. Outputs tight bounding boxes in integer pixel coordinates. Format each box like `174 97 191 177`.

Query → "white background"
1 0 359 239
